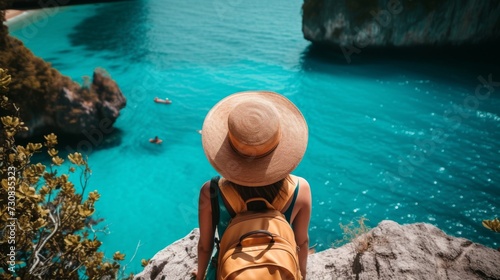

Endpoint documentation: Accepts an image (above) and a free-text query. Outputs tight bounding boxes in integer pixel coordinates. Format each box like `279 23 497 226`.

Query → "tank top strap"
283 181 300 223
272 176 298 211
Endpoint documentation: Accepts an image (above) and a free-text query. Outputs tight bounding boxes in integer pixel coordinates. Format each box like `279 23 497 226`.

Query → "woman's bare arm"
292 177 312 279
196 182 214 280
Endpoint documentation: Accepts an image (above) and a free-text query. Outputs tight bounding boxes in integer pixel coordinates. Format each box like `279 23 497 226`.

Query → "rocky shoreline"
134 220 500 280
5 9 23 21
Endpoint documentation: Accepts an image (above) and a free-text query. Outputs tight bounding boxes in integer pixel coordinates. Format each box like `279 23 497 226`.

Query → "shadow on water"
67 0 150 63
300 42 500 88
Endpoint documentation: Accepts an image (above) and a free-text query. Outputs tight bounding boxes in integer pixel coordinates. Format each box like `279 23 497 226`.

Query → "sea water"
7 0 500 276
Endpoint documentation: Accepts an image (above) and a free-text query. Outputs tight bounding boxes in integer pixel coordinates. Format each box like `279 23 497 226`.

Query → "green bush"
334 216 373 254
0 68 129 279
483 217 500 233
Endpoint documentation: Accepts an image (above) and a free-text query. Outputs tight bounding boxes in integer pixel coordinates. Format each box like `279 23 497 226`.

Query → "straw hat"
202 91 308 187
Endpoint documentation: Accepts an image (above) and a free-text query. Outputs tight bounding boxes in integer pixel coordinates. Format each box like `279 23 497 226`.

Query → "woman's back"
196 91 311 279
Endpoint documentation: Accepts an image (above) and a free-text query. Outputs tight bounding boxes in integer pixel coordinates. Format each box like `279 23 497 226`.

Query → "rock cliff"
134 220 500 280
0 18 126 138
302 0 500 48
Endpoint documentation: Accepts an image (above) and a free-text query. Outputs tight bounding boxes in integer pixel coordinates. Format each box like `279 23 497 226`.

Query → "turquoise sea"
7 0 500 276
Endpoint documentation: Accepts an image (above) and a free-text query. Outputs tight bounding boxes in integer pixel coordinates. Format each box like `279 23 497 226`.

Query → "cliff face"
302 0 500 48
0 22 126 138
134 220 500 280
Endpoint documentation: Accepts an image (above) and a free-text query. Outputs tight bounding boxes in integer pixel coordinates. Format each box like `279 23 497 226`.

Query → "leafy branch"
0 68 130 279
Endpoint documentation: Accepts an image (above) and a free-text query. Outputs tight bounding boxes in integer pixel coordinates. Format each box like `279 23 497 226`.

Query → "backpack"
210 177 302 280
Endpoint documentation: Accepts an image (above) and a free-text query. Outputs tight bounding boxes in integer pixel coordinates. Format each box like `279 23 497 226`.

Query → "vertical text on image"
6 166 17 273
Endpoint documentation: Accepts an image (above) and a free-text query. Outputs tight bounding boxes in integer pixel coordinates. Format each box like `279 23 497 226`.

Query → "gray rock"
134 221 500 280
134 229 199 280
308 220 500 279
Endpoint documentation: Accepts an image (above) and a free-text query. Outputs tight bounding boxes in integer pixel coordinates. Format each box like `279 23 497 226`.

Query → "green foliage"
482 217 500 233
0 31 68 123
0 1 10 21
0 68 128 279
334 216 373 253
0 69 10 92
0 23 102 129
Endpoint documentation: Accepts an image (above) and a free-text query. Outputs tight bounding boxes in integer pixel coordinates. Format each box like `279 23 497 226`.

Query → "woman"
196 91 311 280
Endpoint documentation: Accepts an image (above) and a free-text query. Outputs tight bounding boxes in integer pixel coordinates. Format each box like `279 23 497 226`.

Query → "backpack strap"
209 176 221 234
209 176 222 269
219 179 247 213
219 176 299 214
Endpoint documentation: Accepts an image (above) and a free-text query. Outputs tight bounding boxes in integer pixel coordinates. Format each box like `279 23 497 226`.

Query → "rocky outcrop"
134 220 500 280
302 0 500 48
53 69 126 135
308 221 500 279
0 20 126 138
135 229 199 280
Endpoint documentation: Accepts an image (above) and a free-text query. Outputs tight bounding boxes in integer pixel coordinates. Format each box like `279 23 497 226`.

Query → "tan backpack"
211 178 302 280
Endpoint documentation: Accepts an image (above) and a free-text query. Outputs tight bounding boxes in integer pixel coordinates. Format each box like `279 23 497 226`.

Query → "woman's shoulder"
199 180 212 200
290 174 310 189
201 180 210 189
290 174 311 203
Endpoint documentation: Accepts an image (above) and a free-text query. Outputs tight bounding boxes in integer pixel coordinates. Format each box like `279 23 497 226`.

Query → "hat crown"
201 90 308 186
227 100 281 158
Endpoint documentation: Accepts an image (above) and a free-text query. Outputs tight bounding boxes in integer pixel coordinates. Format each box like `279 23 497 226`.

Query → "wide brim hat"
202 91 308 186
